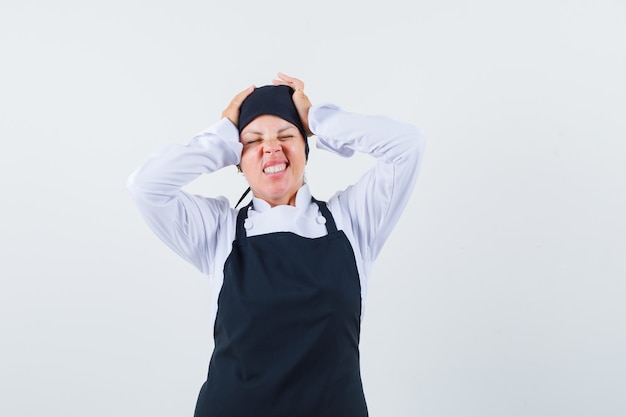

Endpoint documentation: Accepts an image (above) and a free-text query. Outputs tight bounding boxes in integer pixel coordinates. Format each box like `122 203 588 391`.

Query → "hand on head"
272 72 312 136
222 85 255 126
221 73 312 136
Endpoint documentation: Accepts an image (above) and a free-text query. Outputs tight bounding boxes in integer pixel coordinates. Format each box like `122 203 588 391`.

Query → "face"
239 114 306 207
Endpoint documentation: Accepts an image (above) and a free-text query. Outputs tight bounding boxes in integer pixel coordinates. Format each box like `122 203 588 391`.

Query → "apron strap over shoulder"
235 201 253 241
311 198 338 234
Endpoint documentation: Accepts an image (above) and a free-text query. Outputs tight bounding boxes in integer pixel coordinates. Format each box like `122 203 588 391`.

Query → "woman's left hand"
272 72 313 136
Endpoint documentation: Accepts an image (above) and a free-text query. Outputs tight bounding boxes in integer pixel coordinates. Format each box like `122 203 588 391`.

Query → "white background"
1 0 625 416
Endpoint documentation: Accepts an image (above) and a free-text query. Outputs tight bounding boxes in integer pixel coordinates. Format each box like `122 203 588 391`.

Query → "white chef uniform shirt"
127 103 425 330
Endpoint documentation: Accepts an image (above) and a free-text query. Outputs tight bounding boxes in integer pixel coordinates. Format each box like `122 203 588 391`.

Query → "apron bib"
194 198 368 417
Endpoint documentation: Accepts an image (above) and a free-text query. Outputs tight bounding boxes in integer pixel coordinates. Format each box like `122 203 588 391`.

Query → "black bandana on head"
237 84 309 158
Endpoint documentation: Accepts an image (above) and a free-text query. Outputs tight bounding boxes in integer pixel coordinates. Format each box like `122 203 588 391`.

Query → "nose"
263 139 282 154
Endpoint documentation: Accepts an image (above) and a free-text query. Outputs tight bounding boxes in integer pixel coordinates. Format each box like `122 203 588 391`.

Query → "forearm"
310 104 425 164
127 118 242 206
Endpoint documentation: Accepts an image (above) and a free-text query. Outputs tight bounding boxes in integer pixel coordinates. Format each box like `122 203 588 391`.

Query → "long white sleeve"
126 118 241 274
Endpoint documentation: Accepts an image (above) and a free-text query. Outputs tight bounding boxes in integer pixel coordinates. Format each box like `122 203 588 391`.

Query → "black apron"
194 198 368 417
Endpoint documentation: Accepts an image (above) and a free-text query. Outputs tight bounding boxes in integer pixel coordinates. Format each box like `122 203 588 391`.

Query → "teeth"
264 164 286 174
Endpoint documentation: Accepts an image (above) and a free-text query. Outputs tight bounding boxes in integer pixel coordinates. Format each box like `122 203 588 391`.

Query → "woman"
127 73 425 416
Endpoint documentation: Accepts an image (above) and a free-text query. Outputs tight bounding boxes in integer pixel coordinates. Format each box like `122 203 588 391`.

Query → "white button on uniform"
244 219 253 230
316 216 327 225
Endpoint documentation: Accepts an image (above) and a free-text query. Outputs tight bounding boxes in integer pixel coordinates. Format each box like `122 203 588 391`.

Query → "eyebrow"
242 126 296 136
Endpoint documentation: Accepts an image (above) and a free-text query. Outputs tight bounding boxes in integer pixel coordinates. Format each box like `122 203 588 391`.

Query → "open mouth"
263 163 287 174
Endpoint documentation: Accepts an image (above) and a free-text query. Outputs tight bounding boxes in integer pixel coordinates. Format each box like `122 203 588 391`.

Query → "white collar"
251 183 311 213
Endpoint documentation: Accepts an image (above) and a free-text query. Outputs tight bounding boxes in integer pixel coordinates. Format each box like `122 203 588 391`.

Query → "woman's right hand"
221 85 255 126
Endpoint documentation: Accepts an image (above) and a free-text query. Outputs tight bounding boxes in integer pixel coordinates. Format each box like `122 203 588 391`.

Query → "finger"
222 85 255 125
276 72 293 82
274 72 304 91
272 80 304 92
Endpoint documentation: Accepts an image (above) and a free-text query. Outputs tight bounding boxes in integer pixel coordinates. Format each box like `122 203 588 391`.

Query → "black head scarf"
237 84 309 158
